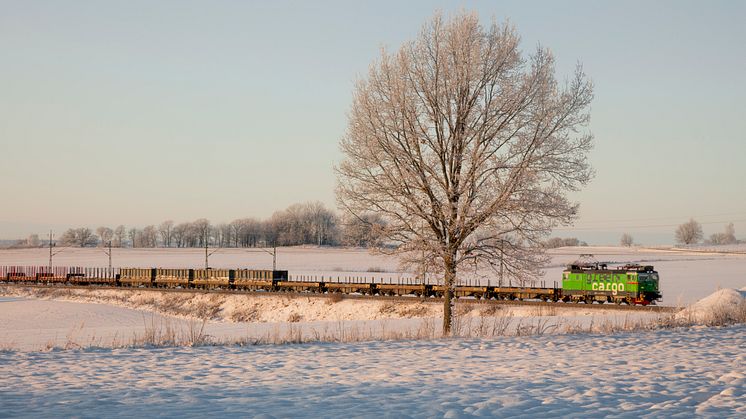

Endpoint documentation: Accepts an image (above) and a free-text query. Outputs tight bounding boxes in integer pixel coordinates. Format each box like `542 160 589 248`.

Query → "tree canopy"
337 11 594 334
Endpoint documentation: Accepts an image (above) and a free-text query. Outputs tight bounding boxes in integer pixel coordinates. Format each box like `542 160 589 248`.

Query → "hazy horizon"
2 0 744 246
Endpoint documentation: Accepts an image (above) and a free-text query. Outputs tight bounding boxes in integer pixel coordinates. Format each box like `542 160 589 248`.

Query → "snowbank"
0 286 625 325
677 287 746 325
0 287 441 323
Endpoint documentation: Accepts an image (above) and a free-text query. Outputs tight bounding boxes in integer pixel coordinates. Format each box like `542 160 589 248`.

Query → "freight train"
0 259 661 305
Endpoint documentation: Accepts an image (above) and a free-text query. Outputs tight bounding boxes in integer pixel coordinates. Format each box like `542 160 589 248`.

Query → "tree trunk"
442 251 456 336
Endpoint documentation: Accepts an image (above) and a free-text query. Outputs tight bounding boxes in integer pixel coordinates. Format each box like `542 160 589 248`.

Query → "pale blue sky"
1 0 744 244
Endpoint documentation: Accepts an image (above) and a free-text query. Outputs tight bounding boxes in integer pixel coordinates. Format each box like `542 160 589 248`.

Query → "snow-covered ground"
1 246 744 417
0 289 666 351
1 325 744 417
2 285 743 351
1 245 744 304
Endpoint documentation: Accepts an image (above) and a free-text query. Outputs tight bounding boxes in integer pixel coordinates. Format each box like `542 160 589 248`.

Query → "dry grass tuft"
454 304 474 316
378 303 397 314
479 304 503 316
398 304 430 318
327 293 344 304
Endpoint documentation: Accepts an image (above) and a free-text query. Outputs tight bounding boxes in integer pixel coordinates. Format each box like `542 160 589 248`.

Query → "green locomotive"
561 256 661 305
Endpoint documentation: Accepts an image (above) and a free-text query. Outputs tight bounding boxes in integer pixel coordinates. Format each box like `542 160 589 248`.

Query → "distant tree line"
542 237 588 249
676 219 738 246
37 201 386 249
12 211 741 250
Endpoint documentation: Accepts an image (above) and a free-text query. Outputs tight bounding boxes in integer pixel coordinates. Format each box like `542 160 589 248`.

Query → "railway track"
0 282 678 313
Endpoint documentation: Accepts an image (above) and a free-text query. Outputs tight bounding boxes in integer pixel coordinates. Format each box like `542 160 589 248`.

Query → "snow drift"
678 287 746 325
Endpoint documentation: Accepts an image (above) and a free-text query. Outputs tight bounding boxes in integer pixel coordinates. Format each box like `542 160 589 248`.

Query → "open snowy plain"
1 245 744 417
1 325 744 417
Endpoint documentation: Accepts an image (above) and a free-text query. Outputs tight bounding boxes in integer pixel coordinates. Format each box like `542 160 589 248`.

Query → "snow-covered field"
1 325 744 417
1 246 744 417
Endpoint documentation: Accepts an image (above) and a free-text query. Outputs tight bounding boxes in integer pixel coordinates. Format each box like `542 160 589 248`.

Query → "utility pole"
204 234 223 270
499 240 505 287
48 230 53 270
48 230 65 271
102 240 112 270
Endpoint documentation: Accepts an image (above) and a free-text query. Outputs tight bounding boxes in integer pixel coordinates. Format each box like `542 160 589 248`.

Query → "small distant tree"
620 233 633 247
192 218 212 247
158 220 174 248
562 238 581 247
27 234 41 247
543 237 565 249
172 223 190 248
231 218 262 247
96 226 113 246
543 237 586 249
60 227 99 247
341 213 387 247
675 219 703 245
113 225 127 247
128 228 139 248
141 225 158 248
709 222 736 245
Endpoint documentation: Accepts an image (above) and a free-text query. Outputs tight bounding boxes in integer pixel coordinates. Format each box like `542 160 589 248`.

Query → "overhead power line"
554 217 746 232
570 211 746 225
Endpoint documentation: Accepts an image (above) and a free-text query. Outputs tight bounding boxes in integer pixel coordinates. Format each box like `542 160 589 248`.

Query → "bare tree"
217 223 232 247
27 234 41 247
341 213 386 247
262 218 280 247
620 233 633 247
675 219 703 245
113 225 127 247
141 225 158 248
158 220 174 248
725 222 736 243
128 228 139 248
230 218 262 247
543 237 585 248
709 222 736 245
305 201 338 246
60 227 99 247
172 223 190 248
336 12 593 335
96 226 113 246
192 218 211 247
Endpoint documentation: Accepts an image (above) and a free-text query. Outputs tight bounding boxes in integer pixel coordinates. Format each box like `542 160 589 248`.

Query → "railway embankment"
1 284 674 324
1 285 743 351
0 283 675 323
